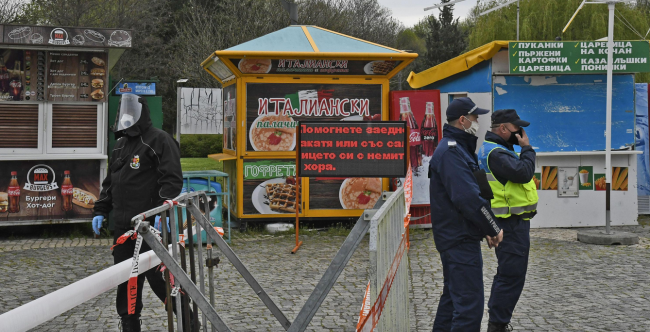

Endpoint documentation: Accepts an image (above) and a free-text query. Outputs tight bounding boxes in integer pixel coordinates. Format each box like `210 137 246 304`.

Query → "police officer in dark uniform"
430 97 504 332
92 94 183 332
478 109 538 332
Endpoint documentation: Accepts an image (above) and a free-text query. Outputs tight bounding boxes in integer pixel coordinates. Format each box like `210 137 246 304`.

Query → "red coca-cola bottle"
61 170 73 212
421 102 438 157
8 171 20 213
400 97 422 172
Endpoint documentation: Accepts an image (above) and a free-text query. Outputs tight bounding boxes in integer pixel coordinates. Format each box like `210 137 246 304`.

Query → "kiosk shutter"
0 104 39 148
52 104 98 148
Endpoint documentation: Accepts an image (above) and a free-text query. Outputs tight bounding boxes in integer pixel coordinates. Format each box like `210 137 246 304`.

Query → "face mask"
120 114 135 129
461 116 480 136
507 127 523 145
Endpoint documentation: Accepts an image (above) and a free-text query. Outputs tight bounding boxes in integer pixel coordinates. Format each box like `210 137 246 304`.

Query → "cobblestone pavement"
1 225 649 331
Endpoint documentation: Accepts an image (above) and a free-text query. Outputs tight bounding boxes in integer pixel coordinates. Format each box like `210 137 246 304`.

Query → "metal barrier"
358 186 410 332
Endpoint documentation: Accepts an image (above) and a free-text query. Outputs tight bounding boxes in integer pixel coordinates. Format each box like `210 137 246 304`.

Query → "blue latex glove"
154 216 170 232
92 215 104 235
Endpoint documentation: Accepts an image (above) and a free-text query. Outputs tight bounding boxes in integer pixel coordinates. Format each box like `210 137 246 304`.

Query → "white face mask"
120 114 135 130
461 116 480 136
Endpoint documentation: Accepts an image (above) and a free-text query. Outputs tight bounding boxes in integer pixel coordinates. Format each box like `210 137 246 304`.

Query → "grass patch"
181 158 224 172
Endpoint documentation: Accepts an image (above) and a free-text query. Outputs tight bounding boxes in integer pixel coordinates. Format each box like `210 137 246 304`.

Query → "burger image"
92 79 104 88
90 68 105 76
0 192 8 213
90 89 104 100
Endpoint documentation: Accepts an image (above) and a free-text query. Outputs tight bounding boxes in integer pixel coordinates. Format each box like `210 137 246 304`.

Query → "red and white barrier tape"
356 233 409 332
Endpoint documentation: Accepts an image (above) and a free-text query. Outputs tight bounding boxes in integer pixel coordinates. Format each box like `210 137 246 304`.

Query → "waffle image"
265 183 300 213
372 61 395 75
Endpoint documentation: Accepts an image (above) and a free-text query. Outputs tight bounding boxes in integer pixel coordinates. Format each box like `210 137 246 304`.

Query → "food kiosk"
0 24 132 225
201 25 417 222
407 40 650 228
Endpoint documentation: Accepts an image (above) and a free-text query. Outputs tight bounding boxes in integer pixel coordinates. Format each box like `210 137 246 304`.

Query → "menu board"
47 51 107 102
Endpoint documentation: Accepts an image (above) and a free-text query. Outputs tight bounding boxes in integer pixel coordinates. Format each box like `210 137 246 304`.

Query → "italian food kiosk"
0 24 132 225
201 25 417 222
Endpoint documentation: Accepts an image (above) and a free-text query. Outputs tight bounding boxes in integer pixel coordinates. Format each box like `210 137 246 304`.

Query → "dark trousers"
113 229 170 319
432 241 484 332
487 216 530 324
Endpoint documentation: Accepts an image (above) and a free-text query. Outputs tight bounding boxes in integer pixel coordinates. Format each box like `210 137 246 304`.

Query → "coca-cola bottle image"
8 171 20 213
421 102 438 157
0 57 9 95
399 97 422 172
61 170 73 212
9 61 22 101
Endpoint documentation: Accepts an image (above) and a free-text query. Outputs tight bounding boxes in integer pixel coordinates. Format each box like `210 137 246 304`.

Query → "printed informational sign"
230 59 401 76
179 87 222 135
557 167 579 197
2 25 132 48
509 41 650 74
47 51 108 102
0 160 100 224
246 83 382 152
115 82 156 95
389 90 441 205
223 84 237 151
541 166 558 190
242 159 299 215
578 166 593 190
298 121 407 178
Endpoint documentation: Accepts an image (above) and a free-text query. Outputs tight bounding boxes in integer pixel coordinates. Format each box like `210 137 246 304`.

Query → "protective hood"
113 95 153 139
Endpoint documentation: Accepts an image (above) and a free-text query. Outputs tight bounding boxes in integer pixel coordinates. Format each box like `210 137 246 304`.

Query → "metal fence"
367 186 409 332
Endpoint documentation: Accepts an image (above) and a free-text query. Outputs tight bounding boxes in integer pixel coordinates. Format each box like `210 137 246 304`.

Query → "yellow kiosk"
202 25 416 223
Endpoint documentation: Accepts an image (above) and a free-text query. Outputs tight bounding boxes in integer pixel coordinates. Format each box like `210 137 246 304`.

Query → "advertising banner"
636 83 650 196
230 59 400 76
0 49 30 101
509 41 650 74
542 166 558 190
47 51 108 102
389 90 441 206
0 160 100 224
246 83 382 152
115 82 156 95
223 84 237 151
579 166 593 190
2 25 132 48
179 87 222 135
242 159 299 215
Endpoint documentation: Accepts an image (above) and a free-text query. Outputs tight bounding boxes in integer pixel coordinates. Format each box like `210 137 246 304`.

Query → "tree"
0 0 22 24
421 0 468 69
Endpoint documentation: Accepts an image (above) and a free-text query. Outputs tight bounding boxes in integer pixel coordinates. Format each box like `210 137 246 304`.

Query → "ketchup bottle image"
421 102 438 157
61 170 73 212
399 97 423 172
8 171 20 213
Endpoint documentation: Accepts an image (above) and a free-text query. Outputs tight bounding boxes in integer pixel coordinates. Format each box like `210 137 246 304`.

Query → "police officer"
477 109 538 332
430 97 503 332
92 94 183 332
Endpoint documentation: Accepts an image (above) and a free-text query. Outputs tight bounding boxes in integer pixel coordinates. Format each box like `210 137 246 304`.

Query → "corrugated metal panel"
638 195 650 214
52 104 97 148
0 104 38 148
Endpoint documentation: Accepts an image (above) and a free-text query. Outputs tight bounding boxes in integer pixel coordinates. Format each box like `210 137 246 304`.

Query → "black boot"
119 316 141 332
487 321 513 332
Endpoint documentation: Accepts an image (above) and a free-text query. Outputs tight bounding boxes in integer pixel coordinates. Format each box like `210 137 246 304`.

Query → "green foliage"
422 0 468 69
180 134 223 158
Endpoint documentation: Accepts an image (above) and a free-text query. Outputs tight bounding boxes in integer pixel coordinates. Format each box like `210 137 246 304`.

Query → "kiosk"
0 24 132 226
201 25 417 222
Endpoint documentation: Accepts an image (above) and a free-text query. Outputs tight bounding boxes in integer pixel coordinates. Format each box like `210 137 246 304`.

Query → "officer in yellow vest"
477 109 538 332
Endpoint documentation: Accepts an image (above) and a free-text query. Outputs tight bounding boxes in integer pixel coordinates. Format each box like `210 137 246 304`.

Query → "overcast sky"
377 0 477 27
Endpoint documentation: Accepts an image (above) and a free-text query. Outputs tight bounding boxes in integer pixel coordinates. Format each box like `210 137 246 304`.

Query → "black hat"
446 97 489 121
492 109 530 127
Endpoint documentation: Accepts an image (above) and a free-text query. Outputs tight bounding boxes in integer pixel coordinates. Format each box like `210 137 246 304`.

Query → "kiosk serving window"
0 103 44 153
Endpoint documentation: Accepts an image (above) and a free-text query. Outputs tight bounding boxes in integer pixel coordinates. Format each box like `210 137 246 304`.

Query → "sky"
377 0 477 27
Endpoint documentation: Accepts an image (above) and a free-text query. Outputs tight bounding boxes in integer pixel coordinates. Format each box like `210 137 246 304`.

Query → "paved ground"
0 224 649 331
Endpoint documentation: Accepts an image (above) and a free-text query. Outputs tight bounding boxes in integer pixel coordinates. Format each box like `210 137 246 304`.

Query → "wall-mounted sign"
297 121 407 178
246 83 382 152
47 51 107 102
557 167 579 197
115 82 156 96
2 25 132 48
509 41 650 74
230 59 400 76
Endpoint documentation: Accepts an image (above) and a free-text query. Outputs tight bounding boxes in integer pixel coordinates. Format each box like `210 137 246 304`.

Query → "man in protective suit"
92 94 183 331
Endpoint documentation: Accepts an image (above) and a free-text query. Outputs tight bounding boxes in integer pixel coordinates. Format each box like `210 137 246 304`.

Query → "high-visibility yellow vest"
477 141 538 219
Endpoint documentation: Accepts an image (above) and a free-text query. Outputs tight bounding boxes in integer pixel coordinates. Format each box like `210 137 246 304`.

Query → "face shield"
115 93 142 131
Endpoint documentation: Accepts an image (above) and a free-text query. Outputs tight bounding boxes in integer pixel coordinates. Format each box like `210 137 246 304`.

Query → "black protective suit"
93 97 183 322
